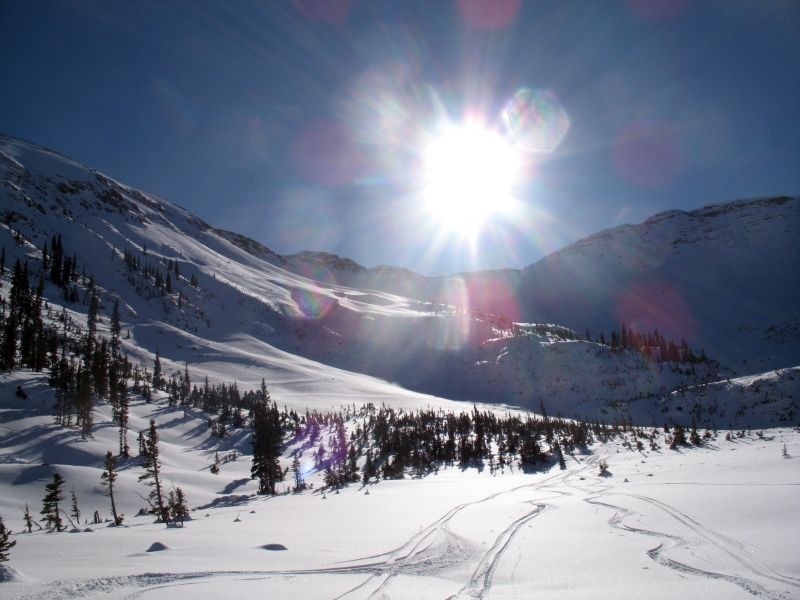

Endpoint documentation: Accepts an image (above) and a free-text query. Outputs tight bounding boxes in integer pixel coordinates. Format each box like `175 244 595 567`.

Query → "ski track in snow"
9 451 799 599
586 494 800 600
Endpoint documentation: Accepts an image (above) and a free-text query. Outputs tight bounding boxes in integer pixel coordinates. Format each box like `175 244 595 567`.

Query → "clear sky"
1 1 798 276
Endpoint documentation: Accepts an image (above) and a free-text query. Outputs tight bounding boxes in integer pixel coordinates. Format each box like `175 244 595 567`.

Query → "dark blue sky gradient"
1 1 798 275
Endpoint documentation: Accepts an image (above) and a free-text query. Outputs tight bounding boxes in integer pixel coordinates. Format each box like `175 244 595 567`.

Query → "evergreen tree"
251 395 284 495
291 454 304 491
167 487 189 526
362 450 375 484
152 349 163 390
110 300 121 355
86 291 99 346
138 420 169 523
41 472 66 532
670 424 687 449
0 516 16 562
0 311 17 370
75 360 93 439
690 417 702 446
100 451 123 526
118 386 130 458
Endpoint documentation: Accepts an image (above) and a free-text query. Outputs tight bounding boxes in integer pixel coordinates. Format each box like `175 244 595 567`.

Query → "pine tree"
362 450 374 484
291 454 304 491
251 395 284 495
110 300 121 355
152 349 163 390
167 487 189 526
0 516 16 562
670 424 687 449
100 451 124 526
138 420 169 523
118 386 130 458
75 360 93 439
86 291 99 347
210 452 220 474
690 417 701 446
41 472 66 532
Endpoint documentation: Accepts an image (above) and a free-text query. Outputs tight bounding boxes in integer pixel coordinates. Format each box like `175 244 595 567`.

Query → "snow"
1 132 796 425
0 133 799 597
0 375 800 598
0 372 799 599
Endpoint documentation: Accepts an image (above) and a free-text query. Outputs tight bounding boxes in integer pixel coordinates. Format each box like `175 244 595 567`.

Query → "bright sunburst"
422 122 522 236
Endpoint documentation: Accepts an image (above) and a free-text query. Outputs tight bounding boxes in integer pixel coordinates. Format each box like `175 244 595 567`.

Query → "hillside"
0 132 797 428
0 134 799 599
286 198 800 373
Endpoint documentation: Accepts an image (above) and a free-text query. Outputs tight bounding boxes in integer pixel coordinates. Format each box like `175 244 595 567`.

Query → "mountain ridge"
0 132 797 426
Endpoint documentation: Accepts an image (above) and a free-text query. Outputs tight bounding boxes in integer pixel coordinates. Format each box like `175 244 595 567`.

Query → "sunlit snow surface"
0 375 798 600
0 134 799 598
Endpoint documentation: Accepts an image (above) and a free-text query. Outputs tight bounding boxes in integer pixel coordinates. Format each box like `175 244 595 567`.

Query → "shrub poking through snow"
598 460 609 475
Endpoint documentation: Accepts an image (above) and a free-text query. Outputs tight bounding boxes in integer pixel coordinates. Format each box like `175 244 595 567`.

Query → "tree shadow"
197 494 253 510
219 478 250 495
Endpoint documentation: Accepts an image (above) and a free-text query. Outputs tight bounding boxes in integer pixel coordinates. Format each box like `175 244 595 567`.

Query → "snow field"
1 372 798 599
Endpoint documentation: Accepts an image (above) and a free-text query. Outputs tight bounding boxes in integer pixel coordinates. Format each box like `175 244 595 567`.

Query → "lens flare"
422 122 521 235
502 89 569 153
291 288 338 319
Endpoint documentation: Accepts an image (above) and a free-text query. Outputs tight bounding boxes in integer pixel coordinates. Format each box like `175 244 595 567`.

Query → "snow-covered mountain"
286 198 800 374
0 132 797 427
1 133 799 600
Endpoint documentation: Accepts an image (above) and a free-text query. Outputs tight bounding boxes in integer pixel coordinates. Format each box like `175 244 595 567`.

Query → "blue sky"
1 1 798 276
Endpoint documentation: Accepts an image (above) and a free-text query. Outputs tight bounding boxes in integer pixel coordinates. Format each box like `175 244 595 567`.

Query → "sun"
422 122 522 235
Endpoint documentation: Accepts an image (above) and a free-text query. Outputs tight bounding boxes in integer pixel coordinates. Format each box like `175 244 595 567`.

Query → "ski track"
12 469 576 600
12 455 796 600
587 495 799 600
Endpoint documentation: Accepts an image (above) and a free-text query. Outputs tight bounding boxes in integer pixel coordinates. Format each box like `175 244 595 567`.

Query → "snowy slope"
0 373 798 599
1 132 798 427
287 197 800 373
1 133 800 599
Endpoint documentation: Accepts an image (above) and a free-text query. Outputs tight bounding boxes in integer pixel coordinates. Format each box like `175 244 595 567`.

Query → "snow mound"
83 527 95 532
146 542 170 552
69 528 82 533
0 564 32 582
261 543 288 551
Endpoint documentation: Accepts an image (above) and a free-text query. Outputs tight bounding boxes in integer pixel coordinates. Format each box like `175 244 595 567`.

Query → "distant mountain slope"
1 132 797 425
287 196 800 372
